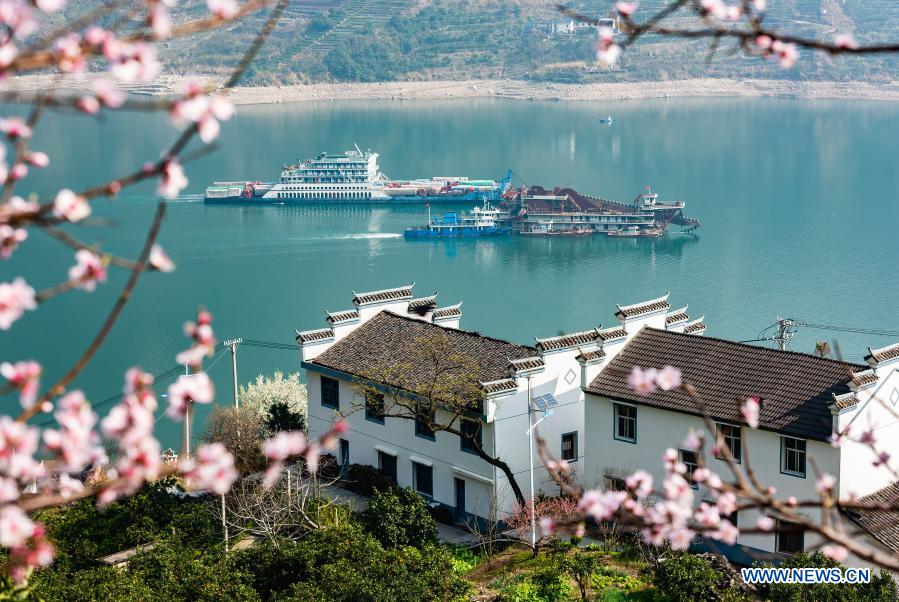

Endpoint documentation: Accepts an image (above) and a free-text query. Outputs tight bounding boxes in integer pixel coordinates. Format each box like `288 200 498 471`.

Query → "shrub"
590 566 646 593
343 463 396 497
653 553 729 602
497 581 543 602
361 488 438 549
531 565 573 601
265 400 306 435
754 552 898 602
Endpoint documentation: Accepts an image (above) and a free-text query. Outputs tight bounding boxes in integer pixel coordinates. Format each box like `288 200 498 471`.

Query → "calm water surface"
2 98 897 447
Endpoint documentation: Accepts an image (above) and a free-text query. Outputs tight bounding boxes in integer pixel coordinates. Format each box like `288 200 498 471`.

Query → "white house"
582 318 899 567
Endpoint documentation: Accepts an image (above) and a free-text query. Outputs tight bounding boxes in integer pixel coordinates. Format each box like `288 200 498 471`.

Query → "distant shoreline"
5 75 899 104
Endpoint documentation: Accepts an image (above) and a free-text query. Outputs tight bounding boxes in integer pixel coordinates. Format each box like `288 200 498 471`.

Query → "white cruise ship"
204 147 506 205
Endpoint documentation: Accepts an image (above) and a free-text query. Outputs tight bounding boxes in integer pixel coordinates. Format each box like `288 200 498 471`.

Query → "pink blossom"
208 0 239 19
8 163 26 180
94 79 125 108
615 1 637 17
42 390 106 472
787 496 798 506
0 477 19 503
756 516 774 531
771 40 799 68
578 488 626 521
815 473 835 494
716 491 737 516
755 35 773 50
0 505 35 548
873 451 891 467
667 528 694 550
171 88 234 144
860 428 876 445
109 41 161 83
53 189 91 222
0 224 27 258
655 365 682 391
25 151 49 168
149 4 172 38
0 416 43 480
695 502 721 527
821 544 848 563
704 471 723 491
149 243 175 272
0 277 36 330
711 519 739 545
752 0 766 10
0 196 39 223
7 523 54 583
158 158 188 198
0 360 41 408
0 117 31 139
627 366 657 395
101 436 161 504
36 0 66 11
264 430 308 461
626 469 653 498
0 41 18 68
76 95 101 115
539 516 556 536
834 33 858 50
165 372 214 420
181 443 237 494
681 429 701 451
692 467 710 484
68 250 107 292
84 26 112 48
55 33 85 73
741 396 760 429
663 473 693 504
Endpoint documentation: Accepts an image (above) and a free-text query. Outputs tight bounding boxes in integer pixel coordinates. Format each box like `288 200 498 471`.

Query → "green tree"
265 400 306 435
653 552 734 602
361 488 438 549
240 371 308 431
558 550 600 601
755 552 898 602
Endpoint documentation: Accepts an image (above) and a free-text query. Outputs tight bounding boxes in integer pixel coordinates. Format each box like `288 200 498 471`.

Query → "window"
775 519 805 553
365 391 385 424
320 376 339 410
679 449 698 488
460 419 481 453
378 451 397 483
561 432 578 462
413 462 433 497
414 403 436 440
606 475 627 491
614 404 637 443
716 423 742 463
781 437 806 477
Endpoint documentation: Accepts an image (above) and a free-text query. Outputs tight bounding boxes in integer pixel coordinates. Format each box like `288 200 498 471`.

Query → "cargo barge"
204 146 510 204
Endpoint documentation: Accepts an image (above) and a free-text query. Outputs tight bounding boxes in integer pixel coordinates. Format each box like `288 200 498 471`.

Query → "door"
339 439 350 478
454 477 466 520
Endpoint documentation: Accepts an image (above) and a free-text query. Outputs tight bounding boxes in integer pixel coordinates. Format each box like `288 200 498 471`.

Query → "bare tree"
202 406 267 474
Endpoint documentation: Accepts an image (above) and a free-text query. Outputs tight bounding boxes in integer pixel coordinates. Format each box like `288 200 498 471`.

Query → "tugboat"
404 200 512 238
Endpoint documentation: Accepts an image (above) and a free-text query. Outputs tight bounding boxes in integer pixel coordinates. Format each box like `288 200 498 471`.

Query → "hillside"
51 0 899 84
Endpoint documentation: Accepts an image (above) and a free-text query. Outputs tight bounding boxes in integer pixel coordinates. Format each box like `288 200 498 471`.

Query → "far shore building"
298 283 899 568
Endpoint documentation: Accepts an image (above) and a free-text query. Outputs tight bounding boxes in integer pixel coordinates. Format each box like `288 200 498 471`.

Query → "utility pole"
221 494 229 553
774 318 798 351
180 364 192 460
224 338 242 409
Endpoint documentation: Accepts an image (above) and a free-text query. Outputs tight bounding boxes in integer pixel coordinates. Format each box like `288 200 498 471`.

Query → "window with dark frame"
679 449 698 488
561 432 578 462
365 391 385 423
775 519 805 553
614 403 637 443
378 451 397 483
320 376 339 409
460 419 481 453
716 423 742 463
414 403 436 440
413 461 433 497
606 475 627 491
781 436 807 477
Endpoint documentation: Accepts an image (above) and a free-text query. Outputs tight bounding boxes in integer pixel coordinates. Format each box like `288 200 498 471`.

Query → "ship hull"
204 191 498 205
404 227 512 238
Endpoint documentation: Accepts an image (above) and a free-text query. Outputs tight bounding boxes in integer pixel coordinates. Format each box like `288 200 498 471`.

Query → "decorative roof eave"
596 326 628 342
829 392 860 413
325 309 360 325
865 342 899 366
508 356 546 375
535 328 601 352
433 302 463 320
408 293 438 312
576 348 606 364
682 318 706 335
615 293 671 319
850 369 878 390
295 327 334 344
665 305 690 325
352 283 415 307
481 378 518 396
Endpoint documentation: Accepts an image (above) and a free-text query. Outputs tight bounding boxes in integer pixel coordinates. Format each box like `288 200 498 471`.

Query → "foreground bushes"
361 487 438 549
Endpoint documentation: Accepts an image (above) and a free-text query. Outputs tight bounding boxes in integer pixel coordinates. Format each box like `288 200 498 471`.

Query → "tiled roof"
615 294 671 319
296 328 334 344
326 310 359 325
666 307 689 325
408 294 438 314
586 328 865 441
577 348 606 363
597 326 628 341
536 328 600 352
830 392 859 411
683 318 706 335
482 379 518 394
352 284 414 306
509 356 545 372
307 312 535 400
843 481 899 554
865 342 899 364
433 304 462 319
851 370 878 388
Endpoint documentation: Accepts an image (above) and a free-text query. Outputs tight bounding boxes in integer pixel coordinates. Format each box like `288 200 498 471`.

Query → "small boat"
607 226 641 237
404 200 511 238
520 220 593 237
599 115 614 125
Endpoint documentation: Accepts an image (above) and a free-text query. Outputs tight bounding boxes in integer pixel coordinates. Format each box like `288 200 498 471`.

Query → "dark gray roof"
352 285 414 306
865 342 899 364
307 312 535 397
586 328 865 441
843 481 899 554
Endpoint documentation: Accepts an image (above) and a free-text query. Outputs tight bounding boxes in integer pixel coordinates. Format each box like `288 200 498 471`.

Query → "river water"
2 98 897 447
